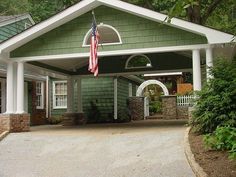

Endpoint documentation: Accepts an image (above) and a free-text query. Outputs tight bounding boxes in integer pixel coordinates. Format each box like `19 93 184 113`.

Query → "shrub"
149 101 162 113
48 116 63 124
204 126 236 159
191 58 236 133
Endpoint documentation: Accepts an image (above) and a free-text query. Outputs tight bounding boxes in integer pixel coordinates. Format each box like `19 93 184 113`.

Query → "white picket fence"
177 95 196 106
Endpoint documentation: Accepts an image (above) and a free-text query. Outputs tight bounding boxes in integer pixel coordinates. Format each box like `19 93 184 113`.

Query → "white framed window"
36 81 44 109
53 81 67 109
83 24 122 47
125 54 152 69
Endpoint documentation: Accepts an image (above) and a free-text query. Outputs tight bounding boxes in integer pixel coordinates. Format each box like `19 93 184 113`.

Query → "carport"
0 0 235 132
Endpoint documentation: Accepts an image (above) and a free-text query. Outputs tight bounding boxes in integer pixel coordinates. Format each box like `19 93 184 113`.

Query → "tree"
0 0 29 15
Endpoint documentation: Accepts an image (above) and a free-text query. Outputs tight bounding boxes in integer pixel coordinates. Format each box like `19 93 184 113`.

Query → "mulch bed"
189 131 236 177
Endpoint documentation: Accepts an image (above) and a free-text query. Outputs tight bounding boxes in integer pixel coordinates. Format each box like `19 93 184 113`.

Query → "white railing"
177 95 196 106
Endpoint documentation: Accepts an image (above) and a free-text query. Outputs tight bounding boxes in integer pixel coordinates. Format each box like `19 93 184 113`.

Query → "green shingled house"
0 0 235 132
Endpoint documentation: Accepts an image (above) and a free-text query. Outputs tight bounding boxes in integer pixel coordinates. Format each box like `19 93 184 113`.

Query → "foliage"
149 101 162 114
0 0 29 15
48 116 63 124
204 126 236 159
191 58 236 134
87 100 101 123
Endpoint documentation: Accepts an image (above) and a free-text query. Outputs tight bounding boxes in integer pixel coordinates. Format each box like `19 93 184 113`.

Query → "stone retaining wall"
63 112 86 126
0 114 30 132
177 106 189 119
162 96 177 119
129 97 144 120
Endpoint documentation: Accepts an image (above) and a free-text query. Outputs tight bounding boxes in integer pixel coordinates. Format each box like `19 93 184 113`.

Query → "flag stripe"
88 16 99 76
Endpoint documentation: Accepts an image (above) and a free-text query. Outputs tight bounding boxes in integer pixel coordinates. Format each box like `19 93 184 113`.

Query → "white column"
67 77 73 113
192 49 202 91
128 83 132 97
114 78 118 120
5 62 14 114
13 63 17 112
16 62 25 114
77 77 83 112
206 47 213 81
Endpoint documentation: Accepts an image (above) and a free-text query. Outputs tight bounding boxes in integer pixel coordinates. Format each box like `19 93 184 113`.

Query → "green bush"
191 58 236 133
204 126 236 159
48 116 63 124
149 101 162 113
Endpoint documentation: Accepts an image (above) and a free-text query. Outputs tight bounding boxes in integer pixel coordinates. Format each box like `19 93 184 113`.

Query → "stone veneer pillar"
162 96 177 119
0 114 30 132
129 97 145 120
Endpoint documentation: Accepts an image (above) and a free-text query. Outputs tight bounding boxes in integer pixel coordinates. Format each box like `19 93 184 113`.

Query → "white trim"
125 54 152 69
0 14 35 28
144 72 183 77
46 76 49 118
52 80 67 109
82 23 122 47
36 81 44 109
136 80 169 96
114 78 118 120
11 44 213 62
0 0 234 54
128 83 132 97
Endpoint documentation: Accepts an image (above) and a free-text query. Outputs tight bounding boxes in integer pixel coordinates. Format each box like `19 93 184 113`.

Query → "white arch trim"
82 23 122 47
136 79 169 96
125 54 152 69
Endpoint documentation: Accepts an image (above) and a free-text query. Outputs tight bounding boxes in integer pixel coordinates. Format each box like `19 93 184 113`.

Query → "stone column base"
62 112 86 126
129 97 145 121
162 96 177 119
0 113 30 132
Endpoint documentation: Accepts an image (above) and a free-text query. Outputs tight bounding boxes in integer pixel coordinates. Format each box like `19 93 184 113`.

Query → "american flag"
88 15 99 76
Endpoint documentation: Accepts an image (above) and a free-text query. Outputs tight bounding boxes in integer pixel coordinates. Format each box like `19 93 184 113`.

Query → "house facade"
0 14 49 125
0 0 235 132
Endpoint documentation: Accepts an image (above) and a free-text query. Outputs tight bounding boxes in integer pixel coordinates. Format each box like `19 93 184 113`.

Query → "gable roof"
0 14 35 28
0 0 235 54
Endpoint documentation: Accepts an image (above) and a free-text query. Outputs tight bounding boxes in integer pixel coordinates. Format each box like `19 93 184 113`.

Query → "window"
83 24 122 46
125 55 152 69
36 82 44 109
53 81 67 109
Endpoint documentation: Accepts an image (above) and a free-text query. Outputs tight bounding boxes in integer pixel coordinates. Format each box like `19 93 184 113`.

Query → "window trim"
125 54 152 69
52 80 67 109
36 81 44 109
82 23 122 47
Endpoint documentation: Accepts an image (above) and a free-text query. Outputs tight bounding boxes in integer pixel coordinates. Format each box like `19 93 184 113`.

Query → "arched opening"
136 80 169 117
136 80 169 97
125 55 152 69
83 24 122 46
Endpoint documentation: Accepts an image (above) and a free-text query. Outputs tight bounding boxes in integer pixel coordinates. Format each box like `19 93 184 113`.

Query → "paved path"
0 120 194 177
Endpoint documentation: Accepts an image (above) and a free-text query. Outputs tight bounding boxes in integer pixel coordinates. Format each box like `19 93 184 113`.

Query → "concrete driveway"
0 120 194 177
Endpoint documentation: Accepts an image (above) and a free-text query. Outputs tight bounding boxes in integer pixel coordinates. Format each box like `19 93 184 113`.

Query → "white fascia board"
11 44 211 62
78 68 192 77
99 0 234 44
0 0 99 53
144 72 183 77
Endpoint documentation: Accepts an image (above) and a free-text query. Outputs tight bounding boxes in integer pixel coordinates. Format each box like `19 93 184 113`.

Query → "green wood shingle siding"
117 78 129 120
0 19 32 42
11 6 207 58
82 77 114 122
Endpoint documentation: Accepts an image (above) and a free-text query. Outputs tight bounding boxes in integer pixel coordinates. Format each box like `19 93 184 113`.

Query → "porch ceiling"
37 57 88 71
27 52 193 76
